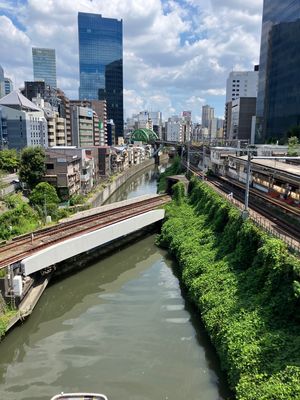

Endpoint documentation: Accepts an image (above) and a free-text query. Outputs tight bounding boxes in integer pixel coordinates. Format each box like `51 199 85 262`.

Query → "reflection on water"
0 236 231 400
0 164 231 400
105 163 168 204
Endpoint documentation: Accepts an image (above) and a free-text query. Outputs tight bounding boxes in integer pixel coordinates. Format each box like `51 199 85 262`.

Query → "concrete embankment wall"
52 221 162 279
89 159 155 208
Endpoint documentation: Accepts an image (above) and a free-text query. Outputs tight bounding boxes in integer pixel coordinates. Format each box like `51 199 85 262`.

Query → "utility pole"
187 139 190 172
44 194 47 223
202 134 206 181
242 145 256 219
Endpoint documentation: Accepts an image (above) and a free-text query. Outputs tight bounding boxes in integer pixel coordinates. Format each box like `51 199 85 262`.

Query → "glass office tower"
32 48 57 88
256 0 300 142
78 12 123 138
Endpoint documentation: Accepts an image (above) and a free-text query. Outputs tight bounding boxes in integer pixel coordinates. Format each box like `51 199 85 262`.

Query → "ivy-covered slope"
157 178 300 400
157 155 183 193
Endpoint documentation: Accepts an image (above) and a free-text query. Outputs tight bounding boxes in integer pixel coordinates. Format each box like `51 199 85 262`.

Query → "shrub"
157 179 300 399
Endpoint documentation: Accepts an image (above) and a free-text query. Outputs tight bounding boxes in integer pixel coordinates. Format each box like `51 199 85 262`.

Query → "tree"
29 182 60 221
29 182 59 207
288 136 300 156
19 147 46 189
0 149 19 172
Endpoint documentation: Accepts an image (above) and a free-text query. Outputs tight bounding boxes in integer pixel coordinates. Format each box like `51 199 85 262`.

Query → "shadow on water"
0 234 156 377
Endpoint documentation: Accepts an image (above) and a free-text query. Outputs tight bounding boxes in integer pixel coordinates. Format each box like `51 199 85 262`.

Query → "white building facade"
166 116 183 142
226 70 258 103
0 91 48 150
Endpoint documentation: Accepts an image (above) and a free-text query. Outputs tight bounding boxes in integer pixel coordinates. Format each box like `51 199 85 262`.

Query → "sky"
0 0 263 122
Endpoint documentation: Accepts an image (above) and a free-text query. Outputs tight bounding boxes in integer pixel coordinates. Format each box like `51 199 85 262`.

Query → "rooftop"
0 90 41 111
235 155 300 178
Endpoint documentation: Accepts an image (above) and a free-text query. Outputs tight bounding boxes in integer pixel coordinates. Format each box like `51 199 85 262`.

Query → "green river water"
0 165 231 400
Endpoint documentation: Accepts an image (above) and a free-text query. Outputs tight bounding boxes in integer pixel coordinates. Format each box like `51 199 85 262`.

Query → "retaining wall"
89 159 155 208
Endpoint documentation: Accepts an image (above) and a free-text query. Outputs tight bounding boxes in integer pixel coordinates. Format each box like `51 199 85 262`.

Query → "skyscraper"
78 12 123 138
0 65 5 98
32 47 57 88
201 105 214 129
256 1 300 142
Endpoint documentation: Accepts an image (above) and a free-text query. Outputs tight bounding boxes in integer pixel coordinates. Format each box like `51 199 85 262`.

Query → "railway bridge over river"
0 194 170 326
0 194 170 277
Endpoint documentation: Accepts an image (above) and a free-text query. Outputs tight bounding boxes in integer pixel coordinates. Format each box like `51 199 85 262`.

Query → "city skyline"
0 0 263 122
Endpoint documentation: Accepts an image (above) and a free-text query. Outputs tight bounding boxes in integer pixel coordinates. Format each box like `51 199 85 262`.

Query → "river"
0 164 231 400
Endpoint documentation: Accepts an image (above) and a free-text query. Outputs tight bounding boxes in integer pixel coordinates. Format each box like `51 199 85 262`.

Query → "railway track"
210 177 300 241
183 163 300 242
215 174 300 218
0 195 170 269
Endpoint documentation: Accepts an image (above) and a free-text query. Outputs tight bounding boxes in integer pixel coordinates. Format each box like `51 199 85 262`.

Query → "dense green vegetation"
19 147 46 189
29 182 60 220
0 194 40 240
0 149 19 172
0 307 17 339
157 178 300 400
157 155 183 192
0 191 72 240
287 136 300 156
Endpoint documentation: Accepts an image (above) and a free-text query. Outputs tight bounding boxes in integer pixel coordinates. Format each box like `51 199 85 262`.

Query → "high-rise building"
224 68 258 138
226 70 258 103
0 106 8 149
201 105 214 129
229 97 257 141
0 66 5 98
256 0 300 142
4 78 13 95
78 12 123 139
201 105 215 139
32 47 57 88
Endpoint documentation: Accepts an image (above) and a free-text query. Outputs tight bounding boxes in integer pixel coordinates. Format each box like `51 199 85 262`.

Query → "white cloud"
0 0 263 121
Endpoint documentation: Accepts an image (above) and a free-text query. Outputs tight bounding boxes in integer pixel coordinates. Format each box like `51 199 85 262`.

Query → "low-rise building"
111 146 128 173
44 149 81 199
0 91 48 150
97 146 111 177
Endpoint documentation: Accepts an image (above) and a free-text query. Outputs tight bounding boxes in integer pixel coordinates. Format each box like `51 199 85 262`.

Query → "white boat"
51 393 108 400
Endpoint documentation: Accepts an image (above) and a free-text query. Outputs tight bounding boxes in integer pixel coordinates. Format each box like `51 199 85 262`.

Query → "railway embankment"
157 177 300 400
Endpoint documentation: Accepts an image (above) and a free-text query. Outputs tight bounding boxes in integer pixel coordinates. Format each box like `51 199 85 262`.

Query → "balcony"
81 173 91 182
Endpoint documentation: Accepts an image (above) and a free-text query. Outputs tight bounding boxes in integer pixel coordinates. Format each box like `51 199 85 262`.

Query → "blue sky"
0 0 263 122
